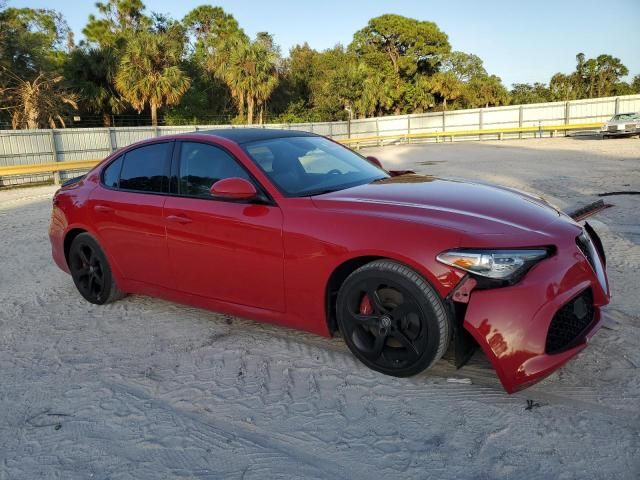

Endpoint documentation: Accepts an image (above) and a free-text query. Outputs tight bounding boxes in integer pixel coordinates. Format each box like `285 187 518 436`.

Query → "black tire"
336 259 451 377
68 233 126 305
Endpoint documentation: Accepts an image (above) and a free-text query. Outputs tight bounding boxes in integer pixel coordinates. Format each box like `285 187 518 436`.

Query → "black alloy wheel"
68 233 125 305
337 260 451 377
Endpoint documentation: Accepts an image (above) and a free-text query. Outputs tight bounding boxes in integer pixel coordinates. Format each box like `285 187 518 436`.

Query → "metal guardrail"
0 159 100 177
0 122 603 180
338 122 602 147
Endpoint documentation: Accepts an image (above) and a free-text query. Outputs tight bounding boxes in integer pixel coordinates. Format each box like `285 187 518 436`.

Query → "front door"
164 141 285 312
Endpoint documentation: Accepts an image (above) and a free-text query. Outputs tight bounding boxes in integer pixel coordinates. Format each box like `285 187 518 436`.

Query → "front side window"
243 136 387 196
119 143 171 193
179 142 251 198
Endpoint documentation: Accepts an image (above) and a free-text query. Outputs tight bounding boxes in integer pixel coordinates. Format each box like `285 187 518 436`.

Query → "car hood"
605 118 639 126
312 175 575 239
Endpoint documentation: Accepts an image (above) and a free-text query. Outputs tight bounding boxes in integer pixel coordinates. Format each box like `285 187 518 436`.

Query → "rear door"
164 140 285 311
89 141 174 288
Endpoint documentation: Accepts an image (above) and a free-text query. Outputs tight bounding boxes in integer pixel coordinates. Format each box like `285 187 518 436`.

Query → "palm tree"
1 69 78 129
249 42 278 124
428 71 463 110
66 47 125 126
115 30 190 126
214 34 249 121
214 35 279 124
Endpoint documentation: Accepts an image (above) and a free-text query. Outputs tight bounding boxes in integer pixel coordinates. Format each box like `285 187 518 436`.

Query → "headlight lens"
436 249 549 280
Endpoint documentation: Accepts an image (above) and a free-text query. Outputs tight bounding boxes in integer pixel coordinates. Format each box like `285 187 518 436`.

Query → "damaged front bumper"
458 223 610 393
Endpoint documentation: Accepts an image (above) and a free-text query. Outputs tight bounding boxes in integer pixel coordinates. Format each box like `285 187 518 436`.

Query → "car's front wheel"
68 233 126 305
336 259 451 377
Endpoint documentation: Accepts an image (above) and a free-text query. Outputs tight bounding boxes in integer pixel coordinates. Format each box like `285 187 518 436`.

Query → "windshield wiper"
370 176 390 183
305 187 345 196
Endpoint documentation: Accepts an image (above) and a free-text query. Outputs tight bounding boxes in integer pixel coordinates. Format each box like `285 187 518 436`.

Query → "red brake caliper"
359 294 373 315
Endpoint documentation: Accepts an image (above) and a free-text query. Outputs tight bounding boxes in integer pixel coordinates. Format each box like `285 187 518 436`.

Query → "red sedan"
49 129 610 393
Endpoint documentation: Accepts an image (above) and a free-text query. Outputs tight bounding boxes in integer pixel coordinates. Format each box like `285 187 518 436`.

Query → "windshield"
243 136 388 196
611 113 640 121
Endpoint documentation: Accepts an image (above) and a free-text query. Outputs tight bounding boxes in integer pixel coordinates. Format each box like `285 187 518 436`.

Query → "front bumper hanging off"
458 223 610 393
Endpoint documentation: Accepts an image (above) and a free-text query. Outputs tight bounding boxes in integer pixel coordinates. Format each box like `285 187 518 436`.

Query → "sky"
7 0 640 87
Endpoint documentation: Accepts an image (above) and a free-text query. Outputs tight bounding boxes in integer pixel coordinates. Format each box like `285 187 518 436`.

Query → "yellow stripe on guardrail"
337 122 602 145
0 160 100 177
0 122 603 178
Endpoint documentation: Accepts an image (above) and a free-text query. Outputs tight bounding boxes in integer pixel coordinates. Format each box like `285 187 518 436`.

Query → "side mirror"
210 177 257 200
366 155 384 169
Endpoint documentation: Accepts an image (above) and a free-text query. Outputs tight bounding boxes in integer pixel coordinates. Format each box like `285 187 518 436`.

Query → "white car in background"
601 112 640 138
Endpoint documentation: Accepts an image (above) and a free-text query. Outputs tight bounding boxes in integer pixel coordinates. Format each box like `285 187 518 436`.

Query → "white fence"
1 94 639 186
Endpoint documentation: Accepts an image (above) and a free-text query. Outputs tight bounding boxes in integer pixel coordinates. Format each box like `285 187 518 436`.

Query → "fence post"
564 101 570 125
479 108 484 141
49 130 60 185
518 105 523 139
375 118 380 147
442 110 446 133
407 115 411 144
108 127 116 153
614 97 620 115
347 117 351 139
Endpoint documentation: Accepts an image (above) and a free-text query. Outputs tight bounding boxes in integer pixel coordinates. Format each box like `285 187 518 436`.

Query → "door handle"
166 214 193 224
94 204 114 213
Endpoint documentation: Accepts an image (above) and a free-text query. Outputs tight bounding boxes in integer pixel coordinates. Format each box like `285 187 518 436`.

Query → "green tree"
351 14 449 77
440 51 486 82
183 5 240 47
182 6 250 121
549 72 581 101
576 53 628 98
351 14 450 114
65 47 124 126
428 71 463 110
115 26 190 126
83 0 147 47
0 6 69 75
404 75 435 113
0 6 72 128
306 46 363 120
510 83 551 104
631 74 640 94
466 75 510 108
218 36 279 124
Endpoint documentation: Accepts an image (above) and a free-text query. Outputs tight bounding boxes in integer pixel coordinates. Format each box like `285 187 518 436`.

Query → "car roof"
195 128 319 144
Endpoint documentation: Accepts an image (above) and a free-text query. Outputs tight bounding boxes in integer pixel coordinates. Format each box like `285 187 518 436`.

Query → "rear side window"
119 143 171 193
102 155 122 188
179 142 250 198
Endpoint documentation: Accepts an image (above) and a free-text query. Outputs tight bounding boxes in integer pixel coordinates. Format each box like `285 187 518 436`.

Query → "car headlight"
436 249 549 282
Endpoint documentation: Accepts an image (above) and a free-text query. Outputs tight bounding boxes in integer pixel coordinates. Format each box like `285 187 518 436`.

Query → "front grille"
545 289 594 354
608 125 618 132
625 123 636 130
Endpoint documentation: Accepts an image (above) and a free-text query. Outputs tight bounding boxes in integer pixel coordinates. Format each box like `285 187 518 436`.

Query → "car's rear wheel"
336 259 451 377
68 233 125 305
